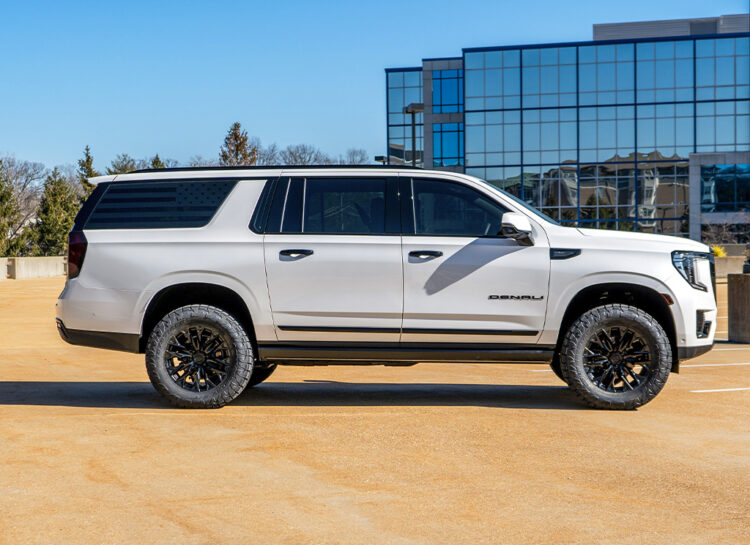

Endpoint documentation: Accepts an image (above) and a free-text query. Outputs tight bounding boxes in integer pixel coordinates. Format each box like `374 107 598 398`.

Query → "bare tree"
702 222 739 245
0 155 46 243
250 138 280 166
338 148 370 165
188 155 218 167
280 144 332 166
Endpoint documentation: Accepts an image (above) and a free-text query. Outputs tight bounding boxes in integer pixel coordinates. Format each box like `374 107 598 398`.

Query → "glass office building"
385 14 750 240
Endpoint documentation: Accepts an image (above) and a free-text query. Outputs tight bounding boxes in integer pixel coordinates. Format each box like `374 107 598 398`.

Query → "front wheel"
145 304 255 408
247 363 277 387
560 304 672 410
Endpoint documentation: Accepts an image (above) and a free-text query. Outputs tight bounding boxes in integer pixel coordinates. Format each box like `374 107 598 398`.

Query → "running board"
258 343 554 365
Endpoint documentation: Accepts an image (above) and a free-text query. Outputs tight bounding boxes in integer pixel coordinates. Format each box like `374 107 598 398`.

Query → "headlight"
671 251 713 291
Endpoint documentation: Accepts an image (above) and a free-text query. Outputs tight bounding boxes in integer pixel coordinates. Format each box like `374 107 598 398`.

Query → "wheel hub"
165 325 233 392
583 326 652 393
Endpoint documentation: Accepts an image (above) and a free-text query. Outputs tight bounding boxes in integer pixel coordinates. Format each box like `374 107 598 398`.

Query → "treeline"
0 122 370 257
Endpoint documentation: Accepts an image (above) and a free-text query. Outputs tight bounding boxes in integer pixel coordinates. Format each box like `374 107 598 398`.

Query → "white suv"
57 166 716 409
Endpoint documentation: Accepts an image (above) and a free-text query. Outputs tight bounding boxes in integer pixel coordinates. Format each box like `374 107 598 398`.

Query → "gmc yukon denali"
57 166 716 409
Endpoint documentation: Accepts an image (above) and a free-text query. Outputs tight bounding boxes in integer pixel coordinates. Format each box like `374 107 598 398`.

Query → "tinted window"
409 179 508 236
303 179 386 234
271 178 390 235
84 180 237 230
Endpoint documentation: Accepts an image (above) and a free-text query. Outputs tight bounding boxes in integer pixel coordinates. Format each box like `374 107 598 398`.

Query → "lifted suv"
57 166 716 409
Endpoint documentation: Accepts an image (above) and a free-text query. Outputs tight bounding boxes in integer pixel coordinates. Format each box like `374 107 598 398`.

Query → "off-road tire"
549 355 567 383
247 363 277 387
560 304 672 410
146 305 254 408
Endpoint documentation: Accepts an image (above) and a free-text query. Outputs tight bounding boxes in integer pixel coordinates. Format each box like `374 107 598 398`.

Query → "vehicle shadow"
0 380 582 410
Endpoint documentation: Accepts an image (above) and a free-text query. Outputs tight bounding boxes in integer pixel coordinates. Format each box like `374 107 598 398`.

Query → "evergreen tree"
77 145 100 197
0 160 23 256
219 122 258 166
107 153 137 175
150 154 166 169
34 168 80 256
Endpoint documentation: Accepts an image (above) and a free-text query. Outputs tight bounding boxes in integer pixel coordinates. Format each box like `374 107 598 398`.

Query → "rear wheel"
146 305 254 408
560 304 672 410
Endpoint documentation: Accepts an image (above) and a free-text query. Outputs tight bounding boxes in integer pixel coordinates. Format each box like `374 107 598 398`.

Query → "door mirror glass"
501 212 534 246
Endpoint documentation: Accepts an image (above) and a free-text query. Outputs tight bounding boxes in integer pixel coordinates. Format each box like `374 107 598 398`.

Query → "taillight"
68 231 87 279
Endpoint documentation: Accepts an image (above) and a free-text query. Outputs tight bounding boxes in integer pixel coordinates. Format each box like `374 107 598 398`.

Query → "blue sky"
0 0 746 170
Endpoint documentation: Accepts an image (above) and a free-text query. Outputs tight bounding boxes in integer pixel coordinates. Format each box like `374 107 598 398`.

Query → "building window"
523 47 577 108
464 49 521 111
701 164 750 212
635 40 694 103
433 123 464 167
432 69 463 113
696 100 750 152
579 43 635 106
387 69 423 166
695 37 750 101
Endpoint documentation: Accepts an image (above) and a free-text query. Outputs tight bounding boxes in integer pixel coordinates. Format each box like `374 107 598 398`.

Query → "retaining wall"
7 257 66 279
714 256 745 279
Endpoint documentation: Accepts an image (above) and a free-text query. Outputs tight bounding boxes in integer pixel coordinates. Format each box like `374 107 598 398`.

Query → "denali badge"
488 294 544 300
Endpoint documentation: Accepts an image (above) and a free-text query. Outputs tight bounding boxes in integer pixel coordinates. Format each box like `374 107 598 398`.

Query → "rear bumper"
56 319 140 353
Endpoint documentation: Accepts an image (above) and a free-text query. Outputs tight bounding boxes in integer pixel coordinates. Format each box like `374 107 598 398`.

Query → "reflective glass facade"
701 163 750 212
386 68 423 166
386 30 750 236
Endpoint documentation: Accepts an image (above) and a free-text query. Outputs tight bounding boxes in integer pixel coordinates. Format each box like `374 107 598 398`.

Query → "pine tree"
219 122 258 166
77 145 100 197
107 153 137 175
0 160 23 256
150 154 166 169
34 168 80 256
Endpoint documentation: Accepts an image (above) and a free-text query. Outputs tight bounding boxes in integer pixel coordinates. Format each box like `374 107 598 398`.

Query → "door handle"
409 250 443 259
280 249 314 257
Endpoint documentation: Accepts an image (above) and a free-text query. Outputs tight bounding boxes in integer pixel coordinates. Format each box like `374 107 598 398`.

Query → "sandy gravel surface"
1 278 748 544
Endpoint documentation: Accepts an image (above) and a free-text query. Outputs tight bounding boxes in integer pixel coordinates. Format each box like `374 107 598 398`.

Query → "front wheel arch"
554 283 678 373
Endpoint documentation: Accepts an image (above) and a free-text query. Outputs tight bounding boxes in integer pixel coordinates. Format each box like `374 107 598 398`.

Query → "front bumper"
677 343 714 361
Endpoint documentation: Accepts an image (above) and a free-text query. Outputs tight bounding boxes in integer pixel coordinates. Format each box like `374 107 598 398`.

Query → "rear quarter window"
82 179 237 230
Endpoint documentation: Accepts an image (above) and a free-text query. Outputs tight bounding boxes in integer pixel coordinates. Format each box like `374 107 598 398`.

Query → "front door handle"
280 249 314 258
409 250 443 259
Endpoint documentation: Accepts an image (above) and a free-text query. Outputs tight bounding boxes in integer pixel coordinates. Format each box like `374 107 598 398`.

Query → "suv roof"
88 165 432 186
131 165 423 174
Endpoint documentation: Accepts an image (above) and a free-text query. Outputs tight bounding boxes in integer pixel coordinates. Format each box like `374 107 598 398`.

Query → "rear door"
400 176 550 345
263 176 403 343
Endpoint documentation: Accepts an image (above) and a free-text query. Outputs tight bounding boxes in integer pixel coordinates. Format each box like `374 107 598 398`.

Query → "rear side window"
83 180 237 230
266 178 399 235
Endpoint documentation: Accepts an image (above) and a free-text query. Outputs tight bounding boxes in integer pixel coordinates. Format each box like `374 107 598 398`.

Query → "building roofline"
384 66 422 73
461 31 749 53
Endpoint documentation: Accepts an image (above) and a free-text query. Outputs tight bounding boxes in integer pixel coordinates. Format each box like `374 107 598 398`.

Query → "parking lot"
1 277 748 544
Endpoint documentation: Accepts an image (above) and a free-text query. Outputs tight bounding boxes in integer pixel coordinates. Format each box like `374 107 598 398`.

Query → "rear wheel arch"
554 283 678 372
140 283 256 353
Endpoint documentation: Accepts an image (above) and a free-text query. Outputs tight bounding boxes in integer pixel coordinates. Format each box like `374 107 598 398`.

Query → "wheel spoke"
165 324 233 393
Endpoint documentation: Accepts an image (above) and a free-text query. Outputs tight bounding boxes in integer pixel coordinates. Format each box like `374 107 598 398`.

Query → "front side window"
409 179 508 237
269 178 392 235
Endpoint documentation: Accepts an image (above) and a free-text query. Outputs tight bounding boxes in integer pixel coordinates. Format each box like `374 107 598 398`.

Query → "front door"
400 177 550 345
263 176 403 343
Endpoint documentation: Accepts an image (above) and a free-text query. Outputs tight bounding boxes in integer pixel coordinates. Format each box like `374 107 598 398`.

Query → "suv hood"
576 227 710 252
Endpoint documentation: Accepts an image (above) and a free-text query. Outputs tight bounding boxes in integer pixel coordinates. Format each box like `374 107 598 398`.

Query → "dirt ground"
1 277 748 545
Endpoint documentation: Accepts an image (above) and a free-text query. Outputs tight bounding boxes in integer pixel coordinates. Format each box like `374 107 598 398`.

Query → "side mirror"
501 212 534 246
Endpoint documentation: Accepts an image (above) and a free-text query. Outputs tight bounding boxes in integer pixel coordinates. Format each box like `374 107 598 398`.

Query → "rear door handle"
409 250 443 259
280 249 313 257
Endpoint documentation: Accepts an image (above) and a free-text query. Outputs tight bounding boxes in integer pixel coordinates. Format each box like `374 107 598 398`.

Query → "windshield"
480 179 561 226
